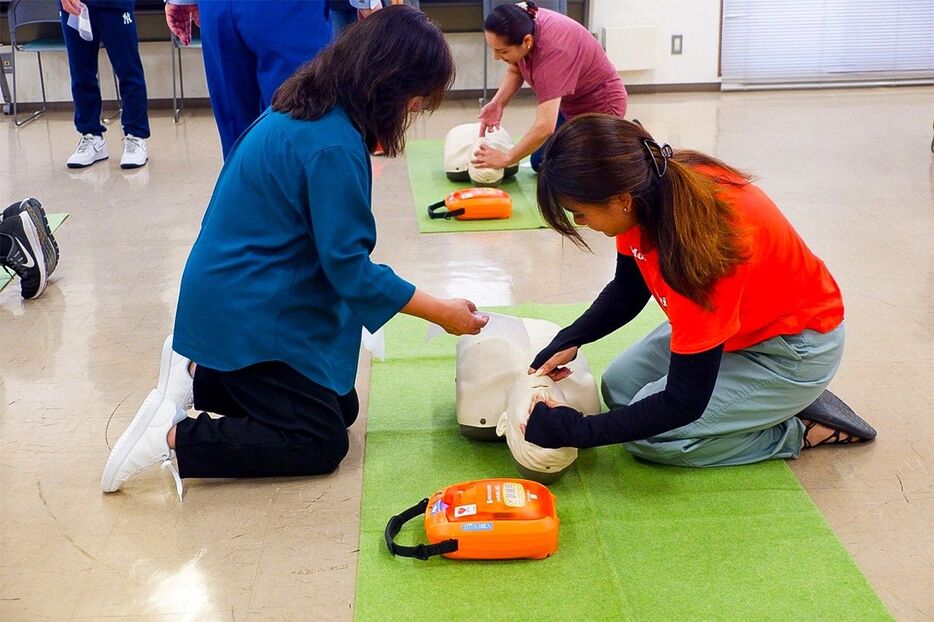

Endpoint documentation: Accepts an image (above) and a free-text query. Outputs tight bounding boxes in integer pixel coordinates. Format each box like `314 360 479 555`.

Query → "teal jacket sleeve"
304 146 416 333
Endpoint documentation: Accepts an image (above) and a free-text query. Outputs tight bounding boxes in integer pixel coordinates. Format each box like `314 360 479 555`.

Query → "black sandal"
798 389 877 449
802 419 865 448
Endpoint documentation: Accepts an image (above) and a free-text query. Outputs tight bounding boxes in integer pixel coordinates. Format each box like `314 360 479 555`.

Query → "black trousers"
174 362 358 479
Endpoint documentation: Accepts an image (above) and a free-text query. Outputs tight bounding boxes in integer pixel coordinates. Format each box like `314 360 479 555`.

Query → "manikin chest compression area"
455 316 602 483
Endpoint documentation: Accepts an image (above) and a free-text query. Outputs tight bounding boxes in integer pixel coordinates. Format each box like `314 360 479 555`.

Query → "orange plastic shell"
445 188 512 220
424 479 559 560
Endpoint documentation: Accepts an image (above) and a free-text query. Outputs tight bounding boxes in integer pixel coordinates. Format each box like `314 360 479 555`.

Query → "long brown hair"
271 5 454 156
537 114 751 308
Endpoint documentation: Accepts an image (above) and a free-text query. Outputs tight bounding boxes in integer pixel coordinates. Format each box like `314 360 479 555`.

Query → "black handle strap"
427 200 465 220
385 498 459 560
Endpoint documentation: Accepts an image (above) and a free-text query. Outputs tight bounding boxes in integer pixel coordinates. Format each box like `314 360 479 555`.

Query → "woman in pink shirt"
472 1 628 172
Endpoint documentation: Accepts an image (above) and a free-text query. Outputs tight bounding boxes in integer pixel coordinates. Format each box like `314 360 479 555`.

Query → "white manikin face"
496 374 579 479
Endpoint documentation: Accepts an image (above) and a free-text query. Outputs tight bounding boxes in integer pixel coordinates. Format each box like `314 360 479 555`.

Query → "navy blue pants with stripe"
60 6 149 138
198 0 331 158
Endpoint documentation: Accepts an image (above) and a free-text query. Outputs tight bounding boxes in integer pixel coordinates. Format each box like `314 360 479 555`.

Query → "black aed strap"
427 199 464 220
385 498 459 560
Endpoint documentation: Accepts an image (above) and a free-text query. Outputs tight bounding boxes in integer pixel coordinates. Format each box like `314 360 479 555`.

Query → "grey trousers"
601 321 845 467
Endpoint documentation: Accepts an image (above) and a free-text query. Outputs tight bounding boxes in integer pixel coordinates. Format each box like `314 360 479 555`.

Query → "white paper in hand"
67 4 93 41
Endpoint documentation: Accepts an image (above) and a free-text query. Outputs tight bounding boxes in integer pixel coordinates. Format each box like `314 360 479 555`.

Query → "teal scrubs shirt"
173 106 415 394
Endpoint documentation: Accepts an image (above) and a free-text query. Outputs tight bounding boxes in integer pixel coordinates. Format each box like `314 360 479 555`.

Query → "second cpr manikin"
444 122 518 187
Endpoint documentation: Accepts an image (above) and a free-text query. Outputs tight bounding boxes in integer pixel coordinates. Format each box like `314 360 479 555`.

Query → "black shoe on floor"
0 199 59 299
20 198 59 276
1 198 30 222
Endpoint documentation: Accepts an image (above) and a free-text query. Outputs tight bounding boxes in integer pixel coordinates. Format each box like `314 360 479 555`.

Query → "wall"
590 0 722 86
2 0 723 106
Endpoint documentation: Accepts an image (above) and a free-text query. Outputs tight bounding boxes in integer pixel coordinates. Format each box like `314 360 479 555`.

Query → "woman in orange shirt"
525 114 875 466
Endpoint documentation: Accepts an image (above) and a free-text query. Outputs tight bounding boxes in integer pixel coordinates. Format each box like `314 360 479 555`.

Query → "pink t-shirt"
517 9 628 119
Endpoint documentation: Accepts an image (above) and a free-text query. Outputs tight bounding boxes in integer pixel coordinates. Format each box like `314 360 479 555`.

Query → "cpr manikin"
455 316 601 482
444 122 519 186
496 374 580 484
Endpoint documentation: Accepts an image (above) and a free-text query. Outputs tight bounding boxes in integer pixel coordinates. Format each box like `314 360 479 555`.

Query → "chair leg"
102 65 121 123
12 49 45 128
178 47 186 120
171 43 186 123
481 43 488 106
171 41 179 123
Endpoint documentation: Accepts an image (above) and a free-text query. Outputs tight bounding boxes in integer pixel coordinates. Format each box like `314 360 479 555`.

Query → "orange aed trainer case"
385 479 559 561
427 188 512 221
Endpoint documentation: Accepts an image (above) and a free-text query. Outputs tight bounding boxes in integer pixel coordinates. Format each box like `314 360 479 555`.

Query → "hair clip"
517 1 538 18
642 139 672 178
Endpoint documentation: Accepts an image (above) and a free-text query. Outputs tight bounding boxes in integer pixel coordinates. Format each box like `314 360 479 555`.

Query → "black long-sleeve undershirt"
525 253 724 449
530 254 651 370
525 344 723 448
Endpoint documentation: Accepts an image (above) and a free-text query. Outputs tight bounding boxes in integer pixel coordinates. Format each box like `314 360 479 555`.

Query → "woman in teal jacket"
102 7 487 498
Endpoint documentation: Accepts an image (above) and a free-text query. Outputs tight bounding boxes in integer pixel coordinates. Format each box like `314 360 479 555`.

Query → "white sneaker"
157 335 194 411
120 134 148 169
66 134 108 169
101 389 187 499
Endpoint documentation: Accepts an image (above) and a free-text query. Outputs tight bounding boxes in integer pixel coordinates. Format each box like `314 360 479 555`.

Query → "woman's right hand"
165 3 200 46
436 298 489 336
478 101 504 136
401 290 489 336
528 346 579 382
61 0 82 17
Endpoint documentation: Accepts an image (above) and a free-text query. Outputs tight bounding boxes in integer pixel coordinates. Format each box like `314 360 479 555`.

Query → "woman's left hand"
472 143 511 169
520 394 566 434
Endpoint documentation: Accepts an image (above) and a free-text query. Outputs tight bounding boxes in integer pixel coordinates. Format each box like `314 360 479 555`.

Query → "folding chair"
8 0 121 127
480 0 567 104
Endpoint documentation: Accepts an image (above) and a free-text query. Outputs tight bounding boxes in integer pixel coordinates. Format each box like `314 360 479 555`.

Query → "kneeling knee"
316 434 350 474
624 440 694 467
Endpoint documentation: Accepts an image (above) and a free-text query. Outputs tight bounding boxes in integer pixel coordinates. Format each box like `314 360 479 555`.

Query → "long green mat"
0 213 68 294
406 140 548 233
357 304 890 622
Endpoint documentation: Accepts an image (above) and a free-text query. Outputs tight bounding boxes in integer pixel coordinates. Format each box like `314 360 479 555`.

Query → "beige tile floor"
0 87 932 621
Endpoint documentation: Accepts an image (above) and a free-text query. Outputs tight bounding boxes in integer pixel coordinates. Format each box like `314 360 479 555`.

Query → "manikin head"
496 374 578 484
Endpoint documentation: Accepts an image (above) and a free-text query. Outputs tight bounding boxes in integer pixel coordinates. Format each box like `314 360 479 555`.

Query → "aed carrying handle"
427 199 464 220
385 498 459 560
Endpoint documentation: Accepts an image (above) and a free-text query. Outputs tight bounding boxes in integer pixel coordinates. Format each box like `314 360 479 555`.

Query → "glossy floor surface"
1 87 932 621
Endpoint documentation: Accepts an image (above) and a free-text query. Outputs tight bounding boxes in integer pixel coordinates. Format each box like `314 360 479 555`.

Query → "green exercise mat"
0 213 68 294
356 304 890 622
405 140 548 233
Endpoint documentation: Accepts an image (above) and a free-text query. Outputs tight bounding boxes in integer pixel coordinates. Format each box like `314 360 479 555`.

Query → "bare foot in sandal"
801 418 868 449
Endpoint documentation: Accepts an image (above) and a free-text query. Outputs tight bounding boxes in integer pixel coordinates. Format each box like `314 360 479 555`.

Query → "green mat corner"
406 139 548 233
0 212 68 294
356 304 891 622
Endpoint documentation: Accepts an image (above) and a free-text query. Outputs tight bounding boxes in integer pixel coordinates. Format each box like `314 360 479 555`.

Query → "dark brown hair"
537 114 752 308
271 5 454 157
484 1 537 45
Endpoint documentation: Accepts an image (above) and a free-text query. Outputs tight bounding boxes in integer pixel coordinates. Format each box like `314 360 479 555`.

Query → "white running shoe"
157 335 194 411
101 389 187 499
66 134 108 169
120 134 148 169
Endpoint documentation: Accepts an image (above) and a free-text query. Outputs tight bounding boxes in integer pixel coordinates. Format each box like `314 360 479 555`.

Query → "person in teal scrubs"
101 7 486 497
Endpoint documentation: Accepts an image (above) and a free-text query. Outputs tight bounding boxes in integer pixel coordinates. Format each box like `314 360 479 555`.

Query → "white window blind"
721 0 934 87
